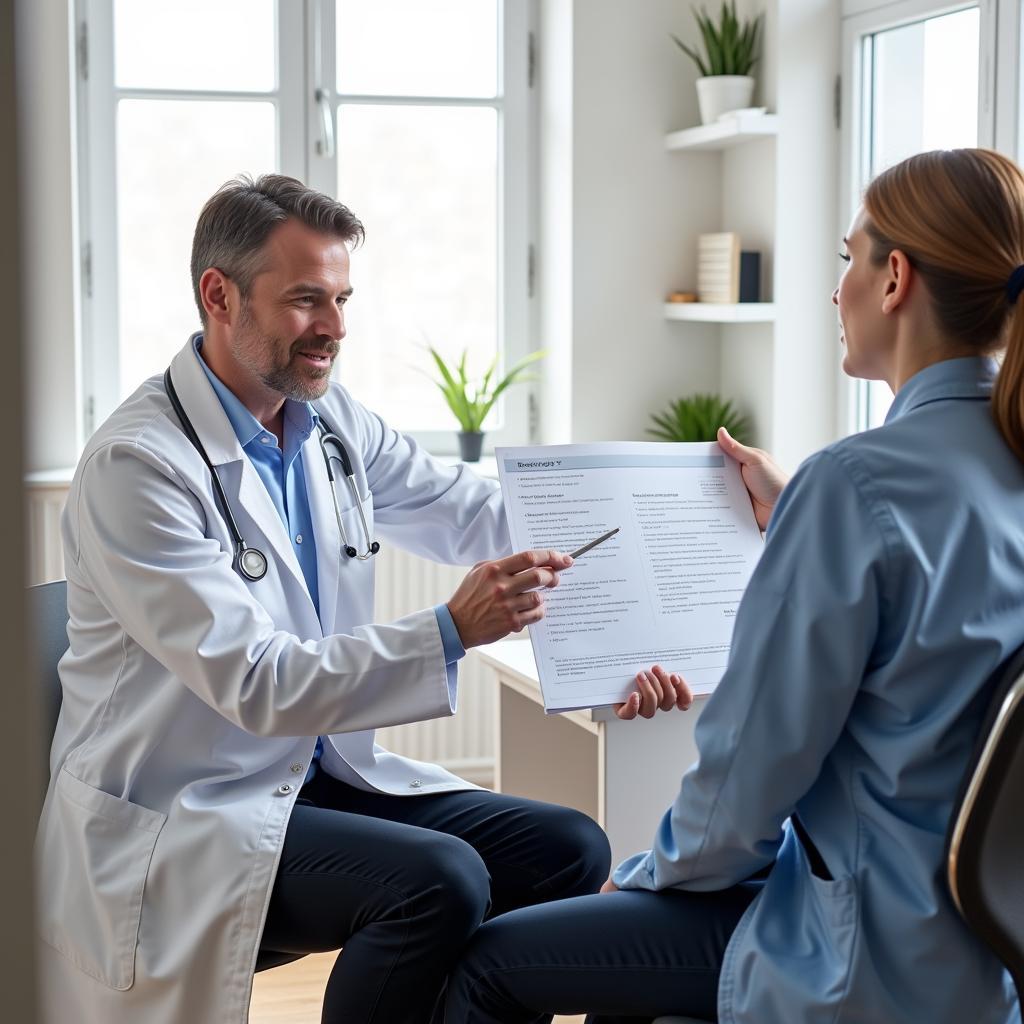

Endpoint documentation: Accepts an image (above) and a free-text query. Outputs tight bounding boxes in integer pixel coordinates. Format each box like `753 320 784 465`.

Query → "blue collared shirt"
195 338 465 783
198 349 321 612
614 357 1022 1024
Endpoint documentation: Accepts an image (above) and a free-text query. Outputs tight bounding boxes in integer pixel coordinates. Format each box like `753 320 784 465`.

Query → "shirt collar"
192 333 318 448
884 356 997 425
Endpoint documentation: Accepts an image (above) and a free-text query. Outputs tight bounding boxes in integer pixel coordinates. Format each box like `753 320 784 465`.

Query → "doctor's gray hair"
190 174 364 325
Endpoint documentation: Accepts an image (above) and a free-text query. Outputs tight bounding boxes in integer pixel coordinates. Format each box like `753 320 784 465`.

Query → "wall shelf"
664 113 779 152
664 302 775 323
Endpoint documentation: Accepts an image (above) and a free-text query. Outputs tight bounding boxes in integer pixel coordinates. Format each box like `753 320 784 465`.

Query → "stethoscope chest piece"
237 546 269 582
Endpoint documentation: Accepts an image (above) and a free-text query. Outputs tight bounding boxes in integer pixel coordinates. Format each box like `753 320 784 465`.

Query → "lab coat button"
290 763 304 773
277 784 294 795
409 780 422 788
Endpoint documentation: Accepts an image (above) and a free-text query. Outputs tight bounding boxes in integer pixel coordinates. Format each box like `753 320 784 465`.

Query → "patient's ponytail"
993 301 1024 463
862 149 1024 462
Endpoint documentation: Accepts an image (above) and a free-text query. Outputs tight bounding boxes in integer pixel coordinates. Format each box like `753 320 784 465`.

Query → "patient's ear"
881 249 913 315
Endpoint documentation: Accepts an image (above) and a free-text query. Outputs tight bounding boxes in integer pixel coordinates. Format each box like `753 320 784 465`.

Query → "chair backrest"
28 579 69 757
947 641 1024 1004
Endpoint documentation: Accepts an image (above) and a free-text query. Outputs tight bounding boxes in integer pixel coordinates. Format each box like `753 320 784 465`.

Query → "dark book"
739 251 761 302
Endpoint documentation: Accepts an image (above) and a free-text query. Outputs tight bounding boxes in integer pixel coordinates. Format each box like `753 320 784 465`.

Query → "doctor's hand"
614 665 692 720
717 426 789 532
446 548 573 649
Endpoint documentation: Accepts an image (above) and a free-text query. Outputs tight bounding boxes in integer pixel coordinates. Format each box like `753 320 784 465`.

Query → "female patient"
443 148 1024 1024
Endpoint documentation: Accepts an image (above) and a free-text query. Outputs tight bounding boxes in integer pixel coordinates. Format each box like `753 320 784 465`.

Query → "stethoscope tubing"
319 430 380 560
163 367 379 581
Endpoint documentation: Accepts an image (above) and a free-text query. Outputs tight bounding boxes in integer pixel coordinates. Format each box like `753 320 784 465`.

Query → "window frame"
74 0 536 454
835 0 1006 437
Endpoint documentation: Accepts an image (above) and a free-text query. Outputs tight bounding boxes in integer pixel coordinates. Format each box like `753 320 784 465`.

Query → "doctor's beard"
231 303 339 403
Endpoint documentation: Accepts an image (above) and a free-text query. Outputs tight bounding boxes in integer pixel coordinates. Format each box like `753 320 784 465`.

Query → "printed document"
496 442 764 712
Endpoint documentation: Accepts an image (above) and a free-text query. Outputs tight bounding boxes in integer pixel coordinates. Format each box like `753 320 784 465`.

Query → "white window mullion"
977 0 998 148
497 0 533 446
306 0 338 196
78 0 119 438
992 0 1022 158
278 0 308 181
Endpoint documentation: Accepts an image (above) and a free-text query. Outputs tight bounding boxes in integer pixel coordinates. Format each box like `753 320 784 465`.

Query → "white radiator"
371 550 495 786
25 478 69 586
24 479 495 785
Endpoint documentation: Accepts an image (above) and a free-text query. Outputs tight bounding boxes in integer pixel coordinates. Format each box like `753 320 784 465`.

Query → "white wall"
716 0 841 470
537 0 575 444
719 138 776 446
539 0 721 445
772 0 841 470
539 0 841 468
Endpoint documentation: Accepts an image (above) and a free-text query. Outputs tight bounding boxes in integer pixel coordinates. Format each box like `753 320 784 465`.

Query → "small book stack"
697 232 761 303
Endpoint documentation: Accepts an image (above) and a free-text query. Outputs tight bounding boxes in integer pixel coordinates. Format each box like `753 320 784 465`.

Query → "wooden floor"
249 952 585 1023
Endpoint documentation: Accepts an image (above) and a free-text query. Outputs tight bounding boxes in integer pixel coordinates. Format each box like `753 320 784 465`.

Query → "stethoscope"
164 368 380 583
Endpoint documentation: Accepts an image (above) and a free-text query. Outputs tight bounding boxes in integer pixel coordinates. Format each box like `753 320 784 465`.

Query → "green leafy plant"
428 347 545 434
671 2 762 78
647 393 751 444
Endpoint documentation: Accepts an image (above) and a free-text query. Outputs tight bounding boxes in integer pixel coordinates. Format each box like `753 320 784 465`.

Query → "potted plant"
428 347 544 462
647 392 751 443
672 2 763 126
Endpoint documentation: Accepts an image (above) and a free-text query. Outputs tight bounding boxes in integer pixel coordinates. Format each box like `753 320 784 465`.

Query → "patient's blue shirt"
614 357 1023 1024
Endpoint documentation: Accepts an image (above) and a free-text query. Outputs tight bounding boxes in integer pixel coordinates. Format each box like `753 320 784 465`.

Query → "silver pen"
569 527 620 559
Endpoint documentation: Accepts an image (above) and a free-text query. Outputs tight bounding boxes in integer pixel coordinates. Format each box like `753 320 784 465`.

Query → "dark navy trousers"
442 881 763 1024
256 770 611 1023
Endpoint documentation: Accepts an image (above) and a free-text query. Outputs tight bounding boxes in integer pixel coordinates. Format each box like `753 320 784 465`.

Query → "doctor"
34 174 676 1024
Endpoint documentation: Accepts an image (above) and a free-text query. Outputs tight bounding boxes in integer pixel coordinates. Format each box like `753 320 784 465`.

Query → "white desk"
477 639 708 865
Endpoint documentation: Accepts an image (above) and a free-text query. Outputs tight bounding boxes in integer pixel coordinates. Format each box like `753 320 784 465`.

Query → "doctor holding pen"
34 174 692 1024
444 148 1024 1024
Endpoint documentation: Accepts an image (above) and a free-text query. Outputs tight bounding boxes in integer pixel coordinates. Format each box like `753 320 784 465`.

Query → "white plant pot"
695 75 755 125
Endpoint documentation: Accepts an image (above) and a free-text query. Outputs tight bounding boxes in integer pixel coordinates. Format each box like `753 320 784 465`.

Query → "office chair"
29 578 69 777
947 641 1024 1007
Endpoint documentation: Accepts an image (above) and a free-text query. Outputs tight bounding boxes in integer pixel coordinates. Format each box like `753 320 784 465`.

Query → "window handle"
315 88 335 158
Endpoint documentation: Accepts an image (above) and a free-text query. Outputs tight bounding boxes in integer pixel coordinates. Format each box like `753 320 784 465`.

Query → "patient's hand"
614 665 692 720
717 426 789 531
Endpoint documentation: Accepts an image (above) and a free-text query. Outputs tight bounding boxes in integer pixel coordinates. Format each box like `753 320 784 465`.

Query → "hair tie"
1008 264 1024 305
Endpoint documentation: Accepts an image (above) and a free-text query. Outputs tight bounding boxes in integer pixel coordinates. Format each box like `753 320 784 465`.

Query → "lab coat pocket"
722 841 860 1023
793 823 857 941
807 871 858 933
799 847 859 1009
37 768 166 990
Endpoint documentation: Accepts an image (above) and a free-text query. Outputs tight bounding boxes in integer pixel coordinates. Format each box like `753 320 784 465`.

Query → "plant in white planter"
672 2 763 126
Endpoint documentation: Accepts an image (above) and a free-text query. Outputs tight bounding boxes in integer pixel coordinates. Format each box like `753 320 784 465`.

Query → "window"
75 0 533 452
839 0 991 433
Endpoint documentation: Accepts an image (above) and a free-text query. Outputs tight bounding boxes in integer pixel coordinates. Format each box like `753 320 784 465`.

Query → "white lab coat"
35 338 510 1024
